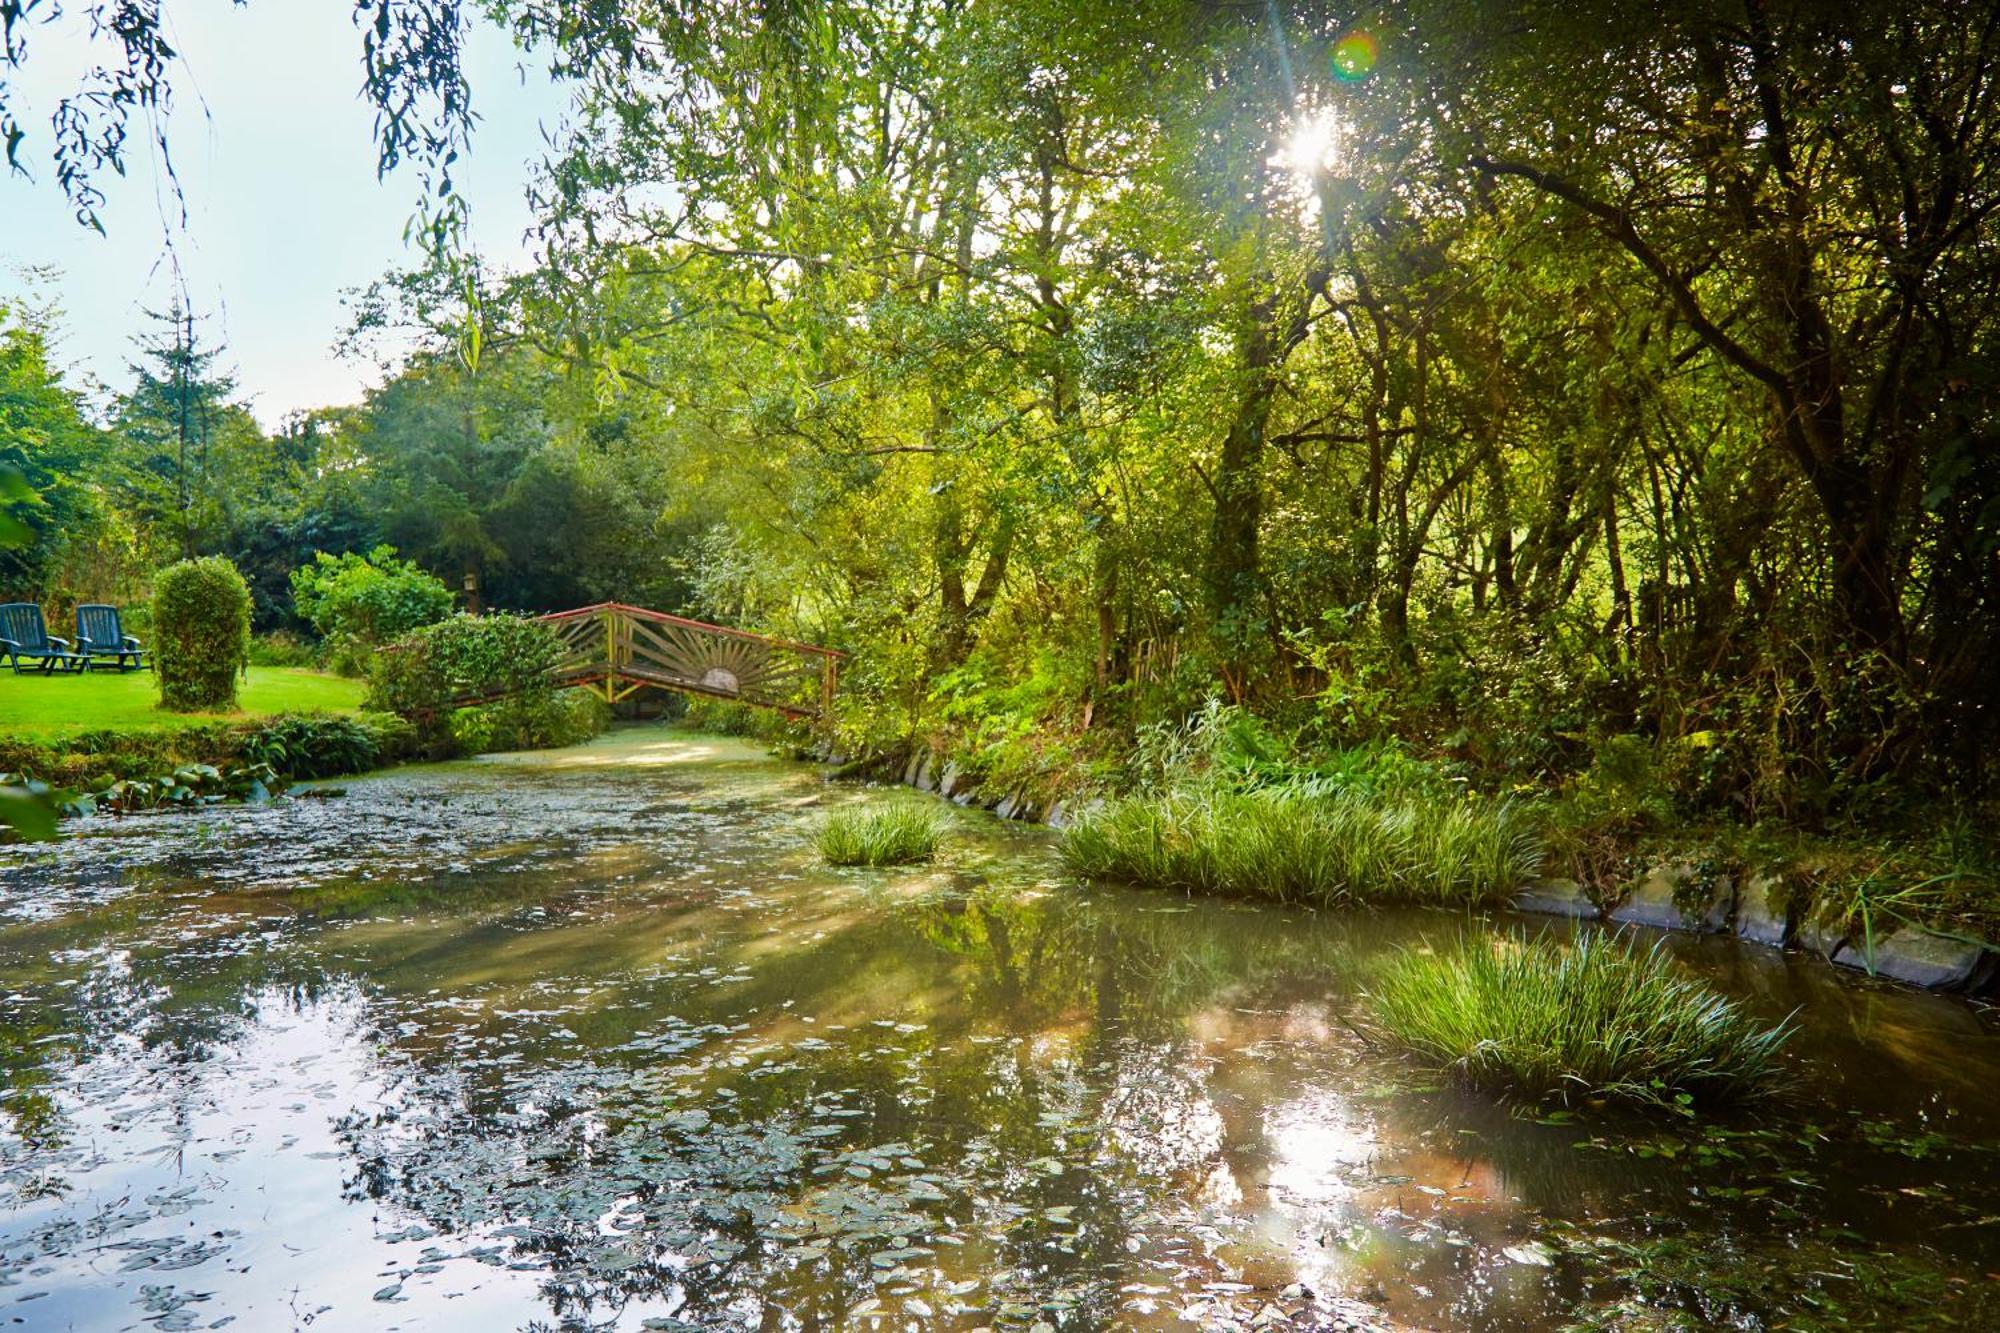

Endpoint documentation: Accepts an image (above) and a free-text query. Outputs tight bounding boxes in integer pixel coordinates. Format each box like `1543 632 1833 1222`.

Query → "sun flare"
1278 110 1345 180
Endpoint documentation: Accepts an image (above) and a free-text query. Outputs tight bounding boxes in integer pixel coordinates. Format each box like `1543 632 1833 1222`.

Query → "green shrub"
239 716 382 779
1061 784 1541 907
1366 931 1794 1108
0 714 413 802
356 710 422 765
683 696 801 742
367 613 561 727
448 688 611 755
816 804 943 866
152 556 253 711
290 545 455 675
64 761 287 815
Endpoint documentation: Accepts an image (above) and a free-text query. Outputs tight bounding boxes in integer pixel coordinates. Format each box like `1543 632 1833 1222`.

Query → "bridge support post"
603 605 619 704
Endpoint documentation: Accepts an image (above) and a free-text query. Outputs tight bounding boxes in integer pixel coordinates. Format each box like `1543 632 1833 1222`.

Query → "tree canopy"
4 0 1996 820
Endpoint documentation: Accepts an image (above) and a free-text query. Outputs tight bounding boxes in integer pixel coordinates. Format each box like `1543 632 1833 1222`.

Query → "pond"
3 727 1998 1331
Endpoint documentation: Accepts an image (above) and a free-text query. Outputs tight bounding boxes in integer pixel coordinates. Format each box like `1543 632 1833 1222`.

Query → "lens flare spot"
1332 30 1379 83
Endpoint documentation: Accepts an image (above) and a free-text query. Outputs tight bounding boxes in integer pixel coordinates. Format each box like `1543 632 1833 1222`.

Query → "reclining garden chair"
0 602 83 674
75 604 147 672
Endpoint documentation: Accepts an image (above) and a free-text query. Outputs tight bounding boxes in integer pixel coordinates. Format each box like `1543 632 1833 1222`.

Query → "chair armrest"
47 635 73 650
123 636 143 650
77 635 101 651
0 637 20 653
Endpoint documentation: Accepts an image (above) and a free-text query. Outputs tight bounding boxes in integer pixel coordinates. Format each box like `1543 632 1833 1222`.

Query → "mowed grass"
0 667 365 739
1367 931 1795 1108
816 804 944 867
1060 784 1542 908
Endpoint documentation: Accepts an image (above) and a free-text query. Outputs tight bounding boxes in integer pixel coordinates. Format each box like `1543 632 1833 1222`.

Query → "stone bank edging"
1509 866 2000 996
875 747 1998 999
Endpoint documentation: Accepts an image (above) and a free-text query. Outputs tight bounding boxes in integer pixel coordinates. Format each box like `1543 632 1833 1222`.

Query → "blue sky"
1 2 569 426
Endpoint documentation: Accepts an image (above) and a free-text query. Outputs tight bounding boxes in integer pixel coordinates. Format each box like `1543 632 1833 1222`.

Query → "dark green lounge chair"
75 604 147 672
0 603 83 674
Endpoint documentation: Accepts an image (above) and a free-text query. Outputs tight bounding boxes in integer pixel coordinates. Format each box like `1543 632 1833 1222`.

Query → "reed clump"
816 804 943 866
1366 930 1794 1107
1060 784 1541 907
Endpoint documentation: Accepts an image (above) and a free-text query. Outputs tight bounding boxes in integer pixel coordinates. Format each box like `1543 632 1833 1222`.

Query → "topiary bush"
152 556 253 712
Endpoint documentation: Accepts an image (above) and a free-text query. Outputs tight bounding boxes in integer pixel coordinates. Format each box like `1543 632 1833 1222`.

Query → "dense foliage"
363 613 601 755
1367 931 1795 1108
3 1 1995 881
368 614 561 718
151 556 252 711
238 716 385 780
446 689 611 756
291 545 456 673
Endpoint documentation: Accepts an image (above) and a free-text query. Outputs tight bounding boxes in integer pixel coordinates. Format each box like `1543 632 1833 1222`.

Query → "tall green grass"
816 804 943 867
1367 931 1794 1107
1060 784 1540 907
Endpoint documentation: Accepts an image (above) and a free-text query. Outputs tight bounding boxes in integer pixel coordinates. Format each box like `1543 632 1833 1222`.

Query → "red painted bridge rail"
538 602 842 720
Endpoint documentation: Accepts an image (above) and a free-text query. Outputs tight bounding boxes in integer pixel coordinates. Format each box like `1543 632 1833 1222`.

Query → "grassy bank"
0 667 364 739
0 671 608 798
1060 784 1541 908
875 697 1996 946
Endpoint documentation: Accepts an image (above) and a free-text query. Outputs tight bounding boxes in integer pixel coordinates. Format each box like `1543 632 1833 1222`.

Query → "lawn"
0 667 366 740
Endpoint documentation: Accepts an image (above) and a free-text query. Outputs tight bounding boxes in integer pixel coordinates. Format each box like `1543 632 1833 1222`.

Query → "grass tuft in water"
816 804 943 866
1366 930 1794 1107
1060 784 1540 907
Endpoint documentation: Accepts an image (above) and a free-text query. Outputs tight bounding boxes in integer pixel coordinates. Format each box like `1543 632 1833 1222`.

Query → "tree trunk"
1206 297 1277 641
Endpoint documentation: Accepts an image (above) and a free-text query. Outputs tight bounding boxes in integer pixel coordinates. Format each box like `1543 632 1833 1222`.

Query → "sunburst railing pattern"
539 603 842 720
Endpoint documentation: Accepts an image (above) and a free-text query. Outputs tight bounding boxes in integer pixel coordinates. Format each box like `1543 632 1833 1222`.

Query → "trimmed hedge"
152 556 253 711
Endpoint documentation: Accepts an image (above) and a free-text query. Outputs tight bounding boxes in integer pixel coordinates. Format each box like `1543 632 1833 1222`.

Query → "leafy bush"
239 716 381 779
0 713 421 819
1539 733 1683 885
448 688 611 755
816 804 943 866
152 556 252 711
1062 784 1541 907
684 697 784 739
1366 931 1794 1108
367 614 561 727
356 710 422 766
1130 699 1454 800
290 545 454 675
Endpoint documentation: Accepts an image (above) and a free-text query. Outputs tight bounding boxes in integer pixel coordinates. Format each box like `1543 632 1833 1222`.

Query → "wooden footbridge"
540 603 842 720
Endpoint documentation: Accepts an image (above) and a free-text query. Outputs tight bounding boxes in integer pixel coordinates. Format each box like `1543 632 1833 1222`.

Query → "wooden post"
603 606 618 703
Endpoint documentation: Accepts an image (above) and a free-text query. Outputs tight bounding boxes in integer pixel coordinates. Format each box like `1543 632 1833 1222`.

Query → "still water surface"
2 728 1998 1331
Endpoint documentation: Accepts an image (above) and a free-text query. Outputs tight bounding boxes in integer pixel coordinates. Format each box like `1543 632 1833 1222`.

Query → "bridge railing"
539 603 842 720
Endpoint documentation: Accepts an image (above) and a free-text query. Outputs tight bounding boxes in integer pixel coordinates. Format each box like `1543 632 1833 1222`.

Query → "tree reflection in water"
2 733 1998 1330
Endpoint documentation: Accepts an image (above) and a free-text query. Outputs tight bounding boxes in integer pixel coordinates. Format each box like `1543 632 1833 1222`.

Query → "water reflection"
2 729 1998 1330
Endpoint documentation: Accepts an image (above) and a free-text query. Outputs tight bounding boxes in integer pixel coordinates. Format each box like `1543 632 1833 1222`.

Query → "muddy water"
2 728 1997 1332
